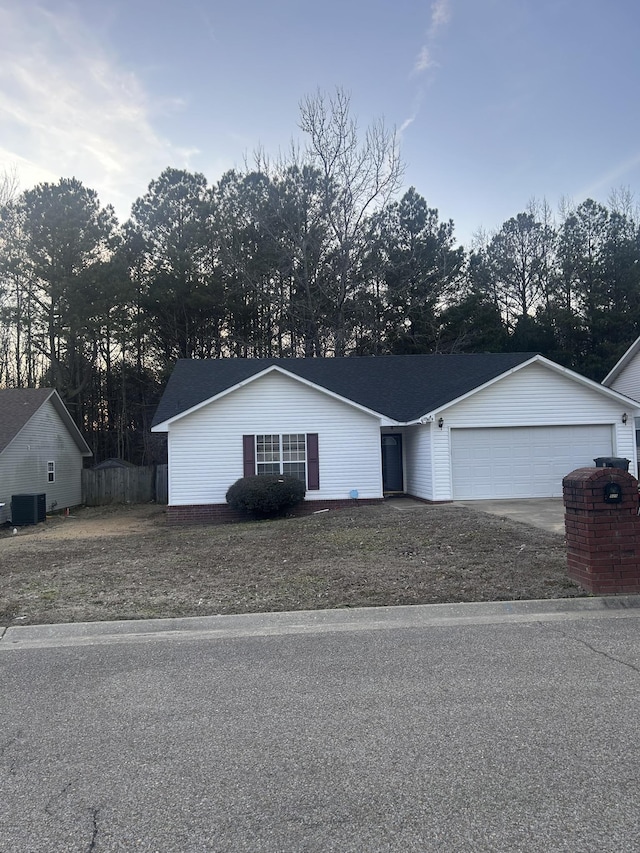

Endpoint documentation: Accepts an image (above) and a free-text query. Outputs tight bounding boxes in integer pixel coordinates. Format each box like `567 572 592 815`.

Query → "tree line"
1 91 639 463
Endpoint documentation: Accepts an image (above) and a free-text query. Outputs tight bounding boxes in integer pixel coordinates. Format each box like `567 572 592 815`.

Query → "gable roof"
602 336 640 386
92 458 137 470
152 353 543 427
0 388 92 456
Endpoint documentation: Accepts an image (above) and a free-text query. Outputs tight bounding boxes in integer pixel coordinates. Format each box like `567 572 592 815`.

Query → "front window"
256 434 306 484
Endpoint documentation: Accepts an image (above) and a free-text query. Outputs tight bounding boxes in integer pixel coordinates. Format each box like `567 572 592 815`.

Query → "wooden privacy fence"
82 464 168 506
155 464 168 504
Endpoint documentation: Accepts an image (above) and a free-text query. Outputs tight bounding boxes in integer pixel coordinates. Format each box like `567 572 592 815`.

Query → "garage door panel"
532 467 554 481
451 425 613 499
532 445 551 459
472 465 492 478
502 463 532 479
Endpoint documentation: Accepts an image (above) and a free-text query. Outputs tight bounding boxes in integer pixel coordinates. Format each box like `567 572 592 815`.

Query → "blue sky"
1 0 639 246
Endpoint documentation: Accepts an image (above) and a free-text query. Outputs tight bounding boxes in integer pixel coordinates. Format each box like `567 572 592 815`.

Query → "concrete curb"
2 595 640 650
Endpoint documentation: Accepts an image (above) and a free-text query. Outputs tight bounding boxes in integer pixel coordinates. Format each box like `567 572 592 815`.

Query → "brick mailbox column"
563 467 640 594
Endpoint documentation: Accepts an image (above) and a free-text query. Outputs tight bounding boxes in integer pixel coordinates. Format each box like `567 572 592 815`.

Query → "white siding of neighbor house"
608 356 640 403
167 371 384 505
0 399 85 522
431 362 638 501
403 424 434 500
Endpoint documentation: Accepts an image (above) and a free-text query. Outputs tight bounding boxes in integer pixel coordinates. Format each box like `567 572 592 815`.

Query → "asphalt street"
2 598 640 852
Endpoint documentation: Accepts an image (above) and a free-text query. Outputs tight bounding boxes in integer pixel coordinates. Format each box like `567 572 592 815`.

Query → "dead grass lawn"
0 501 584 626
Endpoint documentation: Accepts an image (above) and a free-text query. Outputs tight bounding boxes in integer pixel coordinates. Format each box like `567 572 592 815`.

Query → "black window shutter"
243 435 255 477
307 433 319 490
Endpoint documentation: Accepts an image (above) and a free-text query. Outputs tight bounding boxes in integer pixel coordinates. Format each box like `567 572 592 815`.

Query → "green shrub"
226 475 306 518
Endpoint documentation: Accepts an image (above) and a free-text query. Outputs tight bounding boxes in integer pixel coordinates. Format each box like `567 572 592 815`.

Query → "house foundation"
166 497 384 525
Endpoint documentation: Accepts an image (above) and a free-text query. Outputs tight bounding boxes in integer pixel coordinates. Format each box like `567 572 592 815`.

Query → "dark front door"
382 433 403 492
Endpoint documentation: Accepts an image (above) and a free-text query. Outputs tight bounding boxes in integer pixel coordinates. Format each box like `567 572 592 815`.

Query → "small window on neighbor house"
47 461 55 483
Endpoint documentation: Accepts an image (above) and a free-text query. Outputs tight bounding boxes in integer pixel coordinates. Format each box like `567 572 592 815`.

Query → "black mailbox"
603 482 623 503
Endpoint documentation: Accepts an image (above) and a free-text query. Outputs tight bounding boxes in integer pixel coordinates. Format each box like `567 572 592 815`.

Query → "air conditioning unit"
11 493 46 525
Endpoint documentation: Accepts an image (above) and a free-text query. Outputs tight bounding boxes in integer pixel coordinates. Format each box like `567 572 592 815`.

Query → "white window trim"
47 461 56 483
256 433 307 484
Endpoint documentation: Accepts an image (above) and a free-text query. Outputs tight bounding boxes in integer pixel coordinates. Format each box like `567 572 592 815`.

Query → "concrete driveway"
388 496 566 535
454 498 565 534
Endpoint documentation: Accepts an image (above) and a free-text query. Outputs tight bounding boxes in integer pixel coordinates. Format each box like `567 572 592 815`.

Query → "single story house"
0 388 93 524
151 353 639 523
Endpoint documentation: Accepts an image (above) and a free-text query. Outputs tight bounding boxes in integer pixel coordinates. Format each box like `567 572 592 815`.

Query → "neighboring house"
0 388 93 524
602 337 640 472
151 353 639 523
602 337 640 401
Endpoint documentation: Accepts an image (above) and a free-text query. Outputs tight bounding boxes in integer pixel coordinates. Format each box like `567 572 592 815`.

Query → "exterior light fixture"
622 413 628 425
438 417 444 429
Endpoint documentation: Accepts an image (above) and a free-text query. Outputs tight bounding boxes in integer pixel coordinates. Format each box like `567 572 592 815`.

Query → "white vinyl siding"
167 371 383 505
404 424 434 500
0 399 85 522
432 362 637 501
609 358 640 404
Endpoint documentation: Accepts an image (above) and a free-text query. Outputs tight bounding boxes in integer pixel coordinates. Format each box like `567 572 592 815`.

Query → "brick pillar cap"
563 467 638 488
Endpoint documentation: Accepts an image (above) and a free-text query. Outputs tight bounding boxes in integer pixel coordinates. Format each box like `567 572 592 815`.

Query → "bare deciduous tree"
0 166 19 207
299 87 404 355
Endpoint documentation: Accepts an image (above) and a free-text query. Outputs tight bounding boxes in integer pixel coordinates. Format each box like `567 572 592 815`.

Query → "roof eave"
412 354 541 420
414 354 640 420
536 355 640 407
152 364 397 429
49 391 93 455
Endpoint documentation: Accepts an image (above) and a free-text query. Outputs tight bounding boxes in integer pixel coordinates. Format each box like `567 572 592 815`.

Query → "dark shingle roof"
152 353 539 427
92 458 137 470
0 388 55 453
0 387 93 456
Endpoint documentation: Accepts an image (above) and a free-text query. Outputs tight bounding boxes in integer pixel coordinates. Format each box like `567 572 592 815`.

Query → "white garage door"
451 425 614 499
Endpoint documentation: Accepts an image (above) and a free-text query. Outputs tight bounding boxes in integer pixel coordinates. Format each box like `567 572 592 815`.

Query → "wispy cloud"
428 0 451 37
411 0 452 76
413 46 436 74
402 1 452 138
0 2 188 220
398 115 417 136
398 87 427 142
